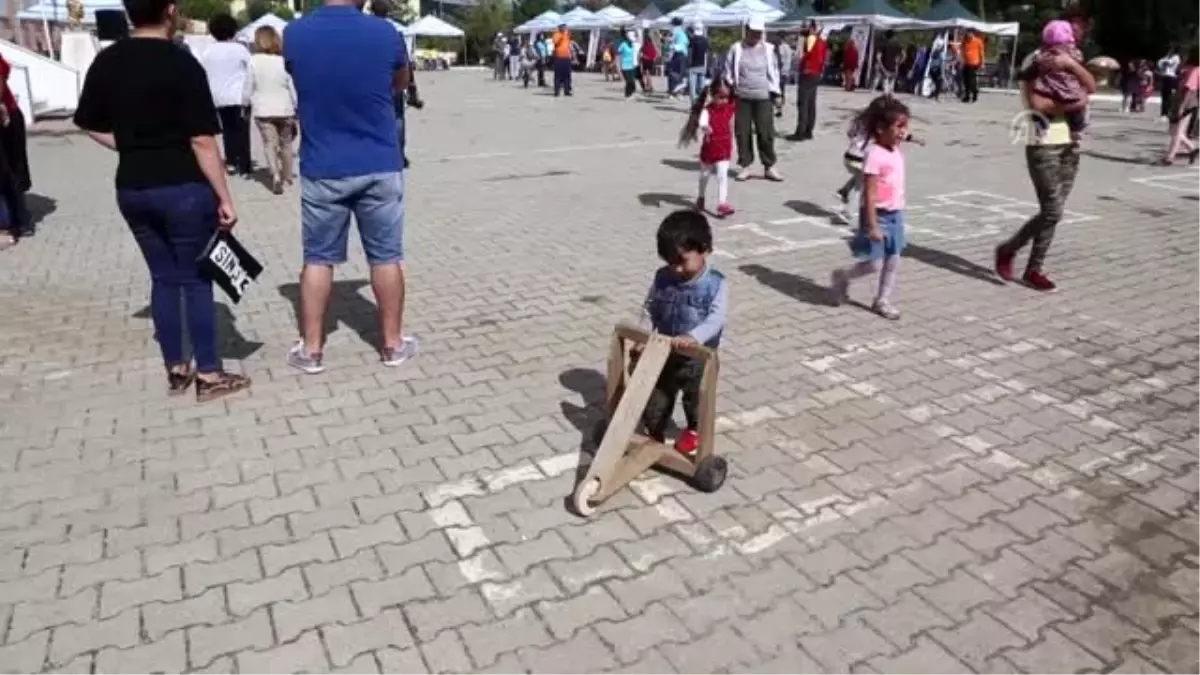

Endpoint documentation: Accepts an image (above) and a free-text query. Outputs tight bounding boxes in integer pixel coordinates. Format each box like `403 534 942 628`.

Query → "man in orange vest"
552 23 574 96
960 28 984 103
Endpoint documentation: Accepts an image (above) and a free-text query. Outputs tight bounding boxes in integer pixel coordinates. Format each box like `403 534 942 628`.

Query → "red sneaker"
695 197 706 213
1023 269 1058 292
674 429 700 454
994 246 1015 281
716 203 735 218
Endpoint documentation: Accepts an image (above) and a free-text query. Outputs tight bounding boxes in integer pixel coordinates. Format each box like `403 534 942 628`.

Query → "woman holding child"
994 3 1093 293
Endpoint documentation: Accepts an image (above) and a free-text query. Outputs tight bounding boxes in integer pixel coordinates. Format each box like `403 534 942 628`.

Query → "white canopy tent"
406 14 465 65
710 0 785 27
652 0 722 28
514 10 560 34
235 13 288 44
558 7 608 30
594 5 635 27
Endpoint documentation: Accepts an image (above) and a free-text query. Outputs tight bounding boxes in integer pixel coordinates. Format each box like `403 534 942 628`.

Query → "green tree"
514 0 558 23
178 0 231 21
245 0 271 20
464 0 511 62
271 2 295 19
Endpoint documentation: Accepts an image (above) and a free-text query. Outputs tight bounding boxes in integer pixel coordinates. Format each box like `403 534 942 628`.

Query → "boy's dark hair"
370 0 391 17
208 12 238 41
123 0 173 28
657 210 713 264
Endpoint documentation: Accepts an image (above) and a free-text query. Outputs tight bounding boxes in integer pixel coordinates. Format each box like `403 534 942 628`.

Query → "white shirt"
1159 54 1181 78
245 53 296 118
201 41 251 108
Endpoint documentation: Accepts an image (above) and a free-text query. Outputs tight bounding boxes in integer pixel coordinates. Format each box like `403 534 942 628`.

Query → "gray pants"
999 144 1080 272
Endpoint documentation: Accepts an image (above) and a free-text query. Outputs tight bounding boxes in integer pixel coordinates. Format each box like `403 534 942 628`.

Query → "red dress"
700 100 735 164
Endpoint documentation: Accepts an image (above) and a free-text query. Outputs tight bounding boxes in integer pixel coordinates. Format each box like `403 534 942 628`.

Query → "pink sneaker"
716 203 735 218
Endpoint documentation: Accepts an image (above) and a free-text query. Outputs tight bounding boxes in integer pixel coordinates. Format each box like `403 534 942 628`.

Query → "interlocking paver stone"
7 75 1198 674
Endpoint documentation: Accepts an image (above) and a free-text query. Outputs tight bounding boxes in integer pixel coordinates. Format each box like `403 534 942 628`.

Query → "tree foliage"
464 0 511 62
513 0 558 23
178 0 231 22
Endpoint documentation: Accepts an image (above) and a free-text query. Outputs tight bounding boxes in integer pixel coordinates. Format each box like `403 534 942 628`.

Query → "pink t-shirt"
1187 66 1199 91
863 143 906 210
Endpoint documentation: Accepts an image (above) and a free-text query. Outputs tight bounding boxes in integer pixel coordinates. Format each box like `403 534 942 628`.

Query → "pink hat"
1042 20 1075 47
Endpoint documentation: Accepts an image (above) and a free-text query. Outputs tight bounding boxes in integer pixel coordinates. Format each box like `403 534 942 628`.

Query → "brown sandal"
195 371 251 403
167 366 196 396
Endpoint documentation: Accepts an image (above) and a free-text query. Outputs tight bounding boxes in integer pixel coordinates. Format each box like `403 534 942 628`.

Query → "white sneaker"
735 166 753 182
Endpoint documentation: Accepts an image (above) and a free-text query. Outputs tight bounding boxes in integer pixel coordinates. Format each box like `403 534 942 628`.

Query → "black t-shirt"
73 37 220 190
688 35 708 69
880 39 903 72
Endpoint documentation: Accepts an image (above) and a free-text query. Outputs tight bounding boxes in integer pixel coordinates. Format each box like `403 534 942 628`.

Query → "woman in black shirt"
73 0 250 402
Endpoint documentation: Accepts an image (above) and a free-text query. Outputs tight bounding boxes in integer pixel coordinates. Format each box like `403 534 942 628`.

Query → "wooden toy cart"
571 322 727 517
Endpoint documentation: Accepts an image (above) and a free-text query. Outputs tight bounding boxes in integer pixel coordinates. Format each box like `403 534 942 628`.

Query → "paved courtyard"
1 72 1197 673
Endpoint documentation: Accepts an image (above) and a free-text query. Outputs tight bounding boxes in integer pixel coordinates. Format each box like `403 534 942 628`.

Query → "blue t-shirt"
616 41 636 71
284 6 408 180
672 27 689 54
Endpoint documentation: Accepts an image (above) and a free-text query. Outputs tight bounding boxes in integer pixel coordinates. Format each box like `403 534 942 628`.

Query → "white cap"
691 21 703 34
746 16 766 31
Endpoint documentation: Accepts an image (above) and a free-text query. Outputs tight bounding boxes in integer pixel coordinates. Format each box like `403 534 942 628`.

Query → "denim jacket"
642 265 728 348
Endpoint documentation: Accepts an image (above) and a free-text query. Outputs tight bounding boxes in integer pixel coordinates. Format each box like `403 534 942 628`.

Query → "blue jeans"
301 172 405 266
117 182 220 372
688 66 707 103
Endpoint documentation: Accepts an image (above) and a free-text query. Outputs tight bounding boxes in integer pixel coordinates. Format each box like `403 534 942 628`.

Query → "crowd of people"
0 0 1194 415
64 0 419 403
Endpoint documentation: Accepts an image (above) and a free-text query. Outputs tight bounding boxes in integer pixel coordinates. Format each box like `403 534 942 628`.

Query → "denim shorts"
850 208 907 260
301 172 404 266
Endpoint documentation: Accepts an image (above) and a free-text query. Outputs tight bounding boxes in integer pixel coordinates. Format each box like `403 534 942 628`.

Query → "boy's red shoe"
674 429 700 454
1023 269 1058 292
716 203 735 218
994 246 1015 281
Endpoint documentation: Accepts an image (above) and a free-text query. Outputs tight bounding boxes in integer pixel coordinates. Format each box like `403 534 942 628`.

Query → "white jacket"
245 53 297 119
726 40 781 96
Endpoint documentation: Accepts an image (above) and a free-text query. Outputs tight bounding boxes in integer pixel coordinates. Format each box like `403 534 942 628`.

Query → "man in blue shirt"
283 0 418 374
533 32 547 87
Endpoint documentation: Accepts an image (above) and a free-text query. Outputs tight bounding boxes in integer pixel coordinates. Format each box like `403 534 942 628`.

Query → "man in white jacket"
726 16 783 182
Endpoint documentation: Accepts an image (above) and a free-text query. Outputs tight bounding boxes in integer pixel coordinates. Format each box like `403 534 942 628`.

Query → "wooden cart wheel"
572 477 601 517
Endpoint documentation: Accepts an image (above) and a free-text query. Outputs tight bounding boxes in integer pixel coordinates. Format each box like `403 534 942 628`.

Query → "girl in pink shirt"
831 97 911 320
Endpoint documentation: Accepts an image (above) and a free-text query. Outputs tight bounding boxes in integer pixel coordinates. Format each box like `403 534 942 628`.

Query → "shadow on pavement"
277 280 379 348
903 243 1005 286
739 263 836 307
637 192 694 209
132 302 264 361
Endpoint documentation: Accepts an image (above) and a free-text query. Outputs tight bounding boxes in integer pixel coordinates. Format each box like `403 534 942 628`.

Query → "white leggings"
698 161 730 204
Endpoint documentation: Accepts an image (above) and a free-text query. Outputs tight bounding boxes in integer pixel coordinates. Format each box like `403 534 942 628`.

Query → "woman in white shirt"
245 26 297 194
201 14 252 177
1158 45 1181 120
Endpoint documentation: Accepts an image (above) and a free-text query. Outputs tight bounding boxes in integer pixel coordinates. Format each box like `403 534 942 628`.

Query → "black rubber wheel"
692 456 728 493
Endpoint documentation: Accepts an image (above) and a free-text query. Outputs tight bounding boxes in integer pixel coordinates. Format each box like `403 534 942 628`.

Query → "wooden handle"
613 321 717 363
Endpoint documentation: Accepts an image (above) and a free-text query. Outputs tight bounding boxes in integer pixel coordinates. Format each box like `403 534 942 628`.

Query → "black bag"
197 231 263 303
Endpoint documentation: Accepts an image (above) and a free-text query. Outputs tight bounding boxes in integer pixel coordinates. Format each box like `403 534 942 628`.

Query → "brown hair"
254 25 282 55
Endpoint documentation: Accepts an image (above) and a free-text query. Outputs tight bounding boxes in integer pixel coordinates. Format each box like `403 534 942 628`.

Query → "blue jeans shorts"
301 171 404 266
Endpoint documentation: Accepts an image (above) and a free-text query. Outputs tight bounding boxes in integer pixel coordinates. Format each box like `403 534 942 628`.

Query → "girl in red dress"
679 79 736 218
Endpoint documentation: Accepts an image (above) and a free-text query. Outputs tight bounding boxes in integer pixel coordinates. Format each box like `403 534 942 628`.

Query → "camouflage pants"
999 144 1080 272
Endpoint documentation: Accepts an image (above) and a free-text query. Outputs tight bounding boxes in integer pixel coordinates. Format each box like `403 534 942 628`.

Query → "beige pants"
255 117 295 182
